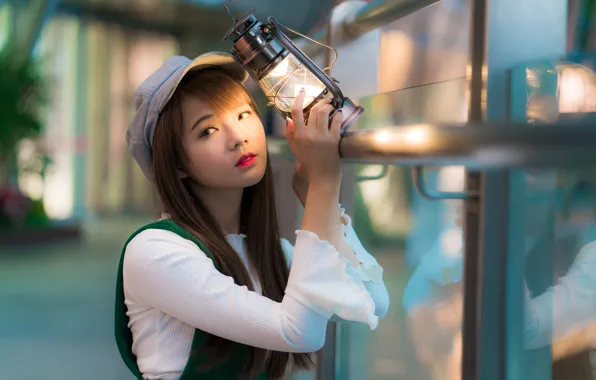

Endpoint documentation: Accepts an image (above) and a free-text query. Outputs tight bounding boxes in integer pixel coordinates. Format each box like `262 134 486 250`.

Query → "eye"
238 110 252 120
199 126 217 138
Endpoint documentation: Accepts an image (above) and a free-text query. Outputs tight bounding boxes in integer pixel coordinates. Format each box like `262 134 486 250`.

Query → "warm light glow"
557 64 596 113
293 84 325 101
373 130 392 144
259 53 326 112
559 69 587 111
403 126 429 145
373 126 430 146
269 56 290 77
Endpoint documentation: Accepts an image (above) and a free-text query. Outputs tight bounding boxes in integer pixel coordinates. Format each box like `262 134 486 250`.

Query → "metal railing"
268 119 596 380
300 0 442 55
268 121 596 168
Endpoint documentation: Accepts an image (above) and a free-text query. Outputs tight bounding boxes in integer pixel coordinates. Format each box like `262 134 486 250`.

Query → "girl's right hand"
284 89 343 183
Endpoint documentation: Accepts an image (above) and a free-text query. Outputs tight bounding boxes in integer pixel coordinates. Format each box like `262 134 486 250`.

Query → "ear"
178 170 189 179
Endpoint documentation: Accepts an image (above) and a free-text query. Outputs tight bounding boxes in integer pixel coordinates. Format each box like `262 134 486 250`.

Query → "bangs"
180 68 254 116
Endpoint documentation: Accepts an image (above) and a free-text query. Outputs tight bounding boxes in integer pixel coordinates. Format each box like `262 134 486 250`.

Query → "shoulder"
124 228 208 273
127 228 198 252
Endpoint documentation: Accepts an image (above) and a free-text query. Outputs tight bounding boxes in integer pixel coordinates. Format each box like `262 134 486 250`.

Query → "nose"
233 139 248 150
225 120 249 151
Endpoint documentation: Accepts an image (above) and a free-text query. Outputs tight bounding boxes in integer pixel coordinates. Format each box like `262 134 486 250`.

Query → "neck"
191 184 244 235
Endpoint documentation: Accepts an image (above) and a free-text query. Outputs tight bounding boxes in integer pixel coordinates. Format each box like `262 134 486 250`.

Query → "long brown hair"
151 68 314 379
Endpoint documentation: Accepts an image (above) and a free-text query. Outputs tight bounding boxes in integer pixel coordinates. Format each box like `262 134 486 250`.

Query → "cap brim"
166 52 248 104
187 52 248 82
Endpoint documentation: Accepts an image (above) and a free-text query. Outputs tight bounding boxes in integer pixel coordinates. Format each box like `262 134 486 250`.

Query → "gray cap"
126 52 248 183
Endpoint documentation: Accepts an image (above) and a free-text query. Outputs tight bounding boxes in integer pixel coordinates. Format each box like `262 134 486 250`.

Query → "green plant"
24 198 49 227
0 47 48 186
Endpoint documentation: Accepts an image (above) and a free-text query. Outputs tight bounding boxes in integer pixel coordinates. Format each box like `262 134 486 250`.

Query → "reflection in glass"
557 63 596 114
523 170 596 380
348 78 468 379
513 54 596 379
518 57 596 123
402 169 596 380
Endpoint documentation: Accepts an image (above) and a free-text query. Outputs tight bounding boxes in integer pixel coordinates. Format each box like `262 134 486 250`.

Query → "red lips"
236 153 256 167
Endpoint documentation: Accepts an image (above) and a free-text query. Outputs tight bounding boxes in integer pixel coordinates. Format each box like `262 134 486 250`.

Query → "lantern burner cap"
223 6 258 42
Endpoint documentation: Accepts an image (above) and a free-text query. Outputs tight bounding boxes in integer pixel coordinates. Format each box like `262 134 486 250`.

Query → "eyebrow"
191 114 214 130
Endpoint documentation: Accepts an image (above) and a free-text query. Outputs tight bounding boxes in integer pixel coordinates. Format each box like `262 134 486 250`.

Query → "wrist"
309 173 342 192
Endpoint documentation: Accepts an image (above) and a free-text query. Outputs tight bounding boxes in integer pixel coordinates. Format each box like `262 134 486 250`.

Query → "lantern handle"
267 17 338 73
224 4 235 20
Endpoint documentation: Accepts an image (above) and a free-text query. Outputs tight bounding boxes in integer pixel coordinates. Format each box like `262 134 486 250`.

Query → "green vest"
114 219 269 379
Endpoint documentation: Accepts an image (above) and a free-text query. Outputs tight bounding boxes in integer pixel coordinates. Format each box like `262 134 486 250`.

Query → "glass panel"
510 53 596 123
507 54 596 380
258 53 326 112
504 167 596 380
337 76 469 380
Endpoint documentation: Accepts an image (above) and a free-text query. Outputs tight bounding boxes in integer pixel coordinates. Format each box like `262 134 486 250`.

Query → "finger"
291 89 306 135
306 98 331 135
305 110 317 137
285 117 294 136
284 118 297 149
316 104 335 133
329 110 343 138
307 97 331 118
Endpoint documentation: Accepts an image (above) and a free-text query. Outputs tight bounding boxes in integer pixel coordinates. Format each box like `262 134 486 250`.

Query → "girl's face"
180 93 267 189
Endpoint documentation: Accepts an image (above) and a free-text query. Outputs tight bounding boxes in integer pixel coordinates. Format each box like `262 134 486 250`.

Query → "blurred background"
2 0 596 379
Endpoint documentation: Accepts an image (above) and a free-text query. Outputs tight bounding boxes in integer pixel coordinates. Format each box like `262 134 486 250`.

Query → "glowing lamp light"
373 130 392 145
223 6 364 133
403 126 429 145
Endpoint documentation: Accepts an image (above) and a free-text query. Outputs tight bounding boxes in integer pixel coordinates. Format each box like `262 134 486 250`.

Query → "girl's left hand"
292 160 309 207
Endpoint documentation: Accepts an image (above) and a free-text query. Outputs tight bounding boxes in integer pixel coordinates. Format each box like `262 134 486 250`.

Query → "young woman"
115 52 390 380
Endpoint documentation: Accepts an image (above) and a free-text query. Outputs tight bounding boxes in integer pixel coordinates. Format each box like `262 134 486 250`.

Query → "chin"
240 167 266 188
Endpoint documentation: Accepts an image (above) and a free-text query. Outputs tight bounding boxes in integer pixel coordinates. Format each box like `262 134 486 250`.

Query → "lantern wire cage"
223 5 339 108
265 17 338 107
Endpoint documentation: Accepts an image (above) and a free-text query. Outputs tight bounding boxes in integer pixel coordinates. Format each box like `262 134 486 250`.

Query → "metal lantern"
223 6 364 133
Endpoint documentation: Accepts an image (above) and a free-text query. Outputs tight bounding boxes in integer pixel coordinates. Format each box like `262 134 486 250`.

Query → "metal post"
462 1 567 380
316 321 338 380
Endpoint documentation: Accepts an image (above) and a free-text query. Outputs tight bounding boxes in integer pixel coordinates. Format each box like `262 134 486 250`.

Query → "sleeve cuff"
336 204 384 285
286 229 379 330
